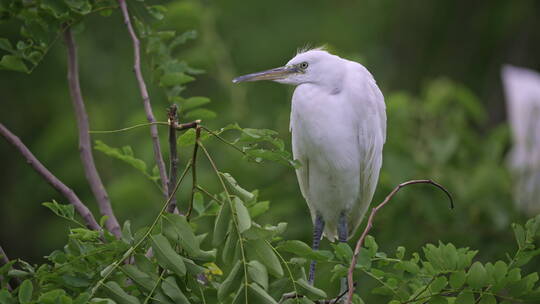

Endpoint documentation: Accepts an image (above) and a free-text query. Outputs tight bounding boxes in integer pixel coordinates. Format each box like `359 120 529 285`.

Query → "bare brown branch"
63 27 121 238
166 105 179 213
186 126 201 219
118 0 169 198
0 123 101 232
346 179 453 304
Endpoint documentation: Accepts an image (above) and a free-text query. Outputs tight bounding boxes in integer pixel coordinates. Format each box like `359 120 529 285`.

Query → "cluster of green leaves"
2 186 539 304
0 0 119 73
178 123 299 168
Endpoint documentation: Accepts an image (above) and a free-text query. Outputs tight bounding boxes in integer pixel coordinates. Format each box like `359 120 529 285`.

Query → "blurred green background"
1 0 540 286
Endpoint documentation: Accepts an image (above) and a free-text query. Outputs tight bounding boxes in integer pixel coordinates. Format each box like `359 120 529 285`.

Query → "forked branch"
63 27 121 238
0 123 101 232
118 0 169 198
346 179 453 304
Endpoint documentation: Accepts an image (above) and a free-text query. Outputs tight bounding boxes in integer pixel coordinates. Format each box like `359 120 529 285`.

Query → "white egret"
234 47 386 284
502 65 540 215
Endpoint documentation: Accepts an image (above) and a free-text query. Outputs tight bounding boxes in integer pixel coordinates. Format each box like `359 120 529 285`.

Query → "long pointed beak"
233 66 299 83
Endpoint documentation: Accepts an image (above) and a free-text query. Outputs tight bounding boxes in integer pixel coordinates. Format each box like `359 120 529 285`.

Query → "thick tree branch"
346 179 453 304
118 0 169 198
63 27 121 238
0 123 101 232
166 105 179 213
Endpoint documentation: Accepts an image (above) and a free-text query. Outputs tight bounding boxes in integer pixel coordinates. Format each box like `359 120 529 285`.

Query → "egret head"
233 48 344 87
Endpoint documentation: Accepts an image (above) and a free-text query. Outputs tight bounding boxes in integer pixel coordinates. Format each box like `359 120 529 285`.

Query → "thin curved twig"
118 0 169 198
346 179 453 304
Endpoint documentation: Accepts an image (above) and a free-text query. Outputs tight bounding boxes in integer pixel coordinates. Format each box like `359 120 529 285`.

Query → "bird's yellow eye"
299 62 309 69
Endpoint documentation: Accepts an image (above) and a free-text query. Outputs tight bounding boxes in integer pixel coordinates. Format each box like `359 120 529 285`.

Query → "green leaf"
467 262 487 289
65 0 92 14
0 38 14 53
74 292 91 304
478 295 496 304
170 30 197 48
104 281 141 304
42 200 75 222
0 289 15 304
396 246 406 259
449 270 466 289
218 260 242 300
185 108 217 120
122 221 134 244
120 265 155 291
221 173 255 201
247 239 283 277
430 276 447 293
183 96 210 110
222 229 239 263
162 213 200 257
248 260 268 290
249 201 270 218
192 192 205 215
333 242 354 262
279 240 332 262
38 290 68 304
160 72 194 87
94 141 157 181
455 291 474 304
178 128 196 147
150 234 186 277
147 5 167 20
0 55 28 73
513 223 526 249
18 280 33 304
183 257 206 275
493 260 507 282
213 201 231 246
249 283 278 304
428 296 447 304
296 278 327 299
161 277 190 304
233 197 251 233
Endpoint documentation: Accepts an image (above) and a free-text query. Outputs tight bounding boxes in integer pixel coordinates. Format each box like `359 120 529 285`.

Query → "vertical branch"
186 125 201 219
0 123 101 232
63 27 121 238
166 105 179 213
346 180 453 304
117 0 169 198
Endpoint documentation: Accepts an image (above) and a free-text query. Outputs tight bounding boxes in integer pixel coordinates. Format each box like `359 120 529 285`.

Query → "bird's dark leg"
338 211 348 243
338 212 349 296
308 213 325 285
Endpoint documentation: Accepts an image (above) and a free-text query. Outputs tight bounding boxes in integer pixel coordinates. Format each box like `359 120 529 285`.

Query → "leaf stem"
199 142 250 303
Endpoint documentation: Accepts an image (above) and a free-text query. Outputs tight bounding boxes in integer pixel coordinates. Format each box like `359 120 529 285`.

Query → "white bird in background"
502 65 540 215
234 47 386 284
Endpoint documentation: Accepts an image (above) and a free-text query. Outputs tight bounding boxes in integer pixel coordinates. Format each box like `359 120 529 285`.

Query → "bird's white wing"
346 63 386 238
